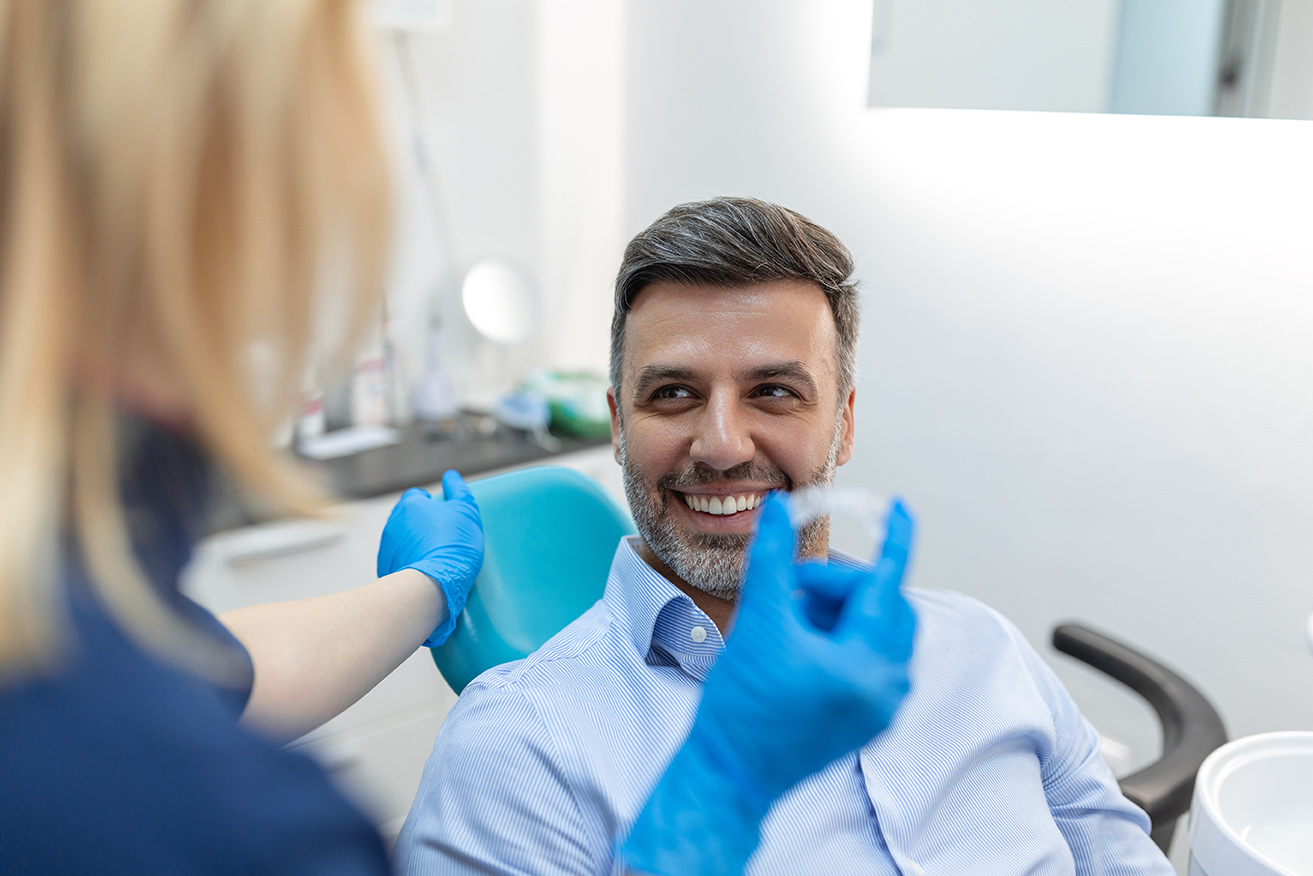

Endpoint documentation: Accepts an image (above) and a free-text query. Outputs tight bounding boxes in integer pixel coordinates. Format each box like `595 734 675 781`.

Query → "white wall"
622 0 1313 779
534 1 627 373
374 2 543 403
382 0 623 406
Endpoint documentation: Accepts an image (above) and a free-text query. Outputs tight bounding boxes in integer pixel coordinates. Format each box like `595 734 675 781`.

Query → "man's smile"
673 490 769 516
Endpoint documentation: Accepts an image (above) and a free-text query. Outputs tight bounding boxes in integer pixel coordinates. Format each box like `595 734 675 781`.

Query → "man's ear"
607 386 622 464
835 386 856 467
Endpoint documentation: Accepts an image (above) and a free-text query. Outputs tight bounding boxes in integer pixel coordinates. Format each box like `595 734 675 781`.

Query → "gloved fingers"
799 589 843 633
793 563 868 633
388 487 432 524
835 499 916 647
379 488 429 577
872 497 913 572
793 561 860 600
739 493 797 616
876 499 916 642
441 469 473 503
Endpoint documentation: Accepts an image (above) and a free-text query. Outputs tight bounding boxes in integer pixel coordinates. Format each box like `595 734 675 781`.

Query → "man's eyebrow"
630 361 821 399
742 361 819 396
631 365 699 398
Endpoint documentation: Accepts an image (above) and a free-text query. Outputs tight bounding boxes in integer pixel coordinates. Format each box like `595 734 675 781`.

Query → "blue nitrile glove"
621 493 917 875
377 470 484 648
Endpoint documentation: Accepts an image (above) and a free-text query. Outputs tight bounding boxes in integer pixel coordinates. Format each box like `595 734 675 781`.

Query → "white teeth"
683 493 762 515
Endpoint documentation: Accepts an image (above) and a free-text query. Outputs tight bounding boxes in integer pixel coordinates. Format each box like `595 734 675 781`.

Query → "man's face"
607 279 856 599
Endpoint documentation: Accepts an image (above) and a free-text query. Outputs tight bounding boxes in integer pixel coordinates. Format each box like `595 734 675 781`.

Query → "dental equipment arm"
621 493 917 875
224 471 483 742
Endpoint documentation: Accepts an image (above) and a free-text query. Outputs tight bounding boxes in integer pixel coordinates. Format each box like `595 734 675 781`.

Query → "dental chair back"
431 465 635 694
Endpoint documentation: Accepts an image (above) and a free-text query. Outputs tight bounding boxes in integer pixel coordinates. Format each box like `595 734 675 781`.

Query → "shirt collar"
604 536 872 682
604 538 723 681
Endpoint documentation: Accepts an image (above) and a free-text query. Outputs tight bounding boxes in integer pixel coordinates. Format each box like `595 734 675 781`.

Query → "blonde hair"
0 0 391 675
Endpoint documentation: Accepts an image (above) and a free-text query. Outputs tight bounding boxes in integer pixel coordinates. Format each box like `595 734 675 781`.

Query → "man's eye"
652 386 694 401
755 385 797 399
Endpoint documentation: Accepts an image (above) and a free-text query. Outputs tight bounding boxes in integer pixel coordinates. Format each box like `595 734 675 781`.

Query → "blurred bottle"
351 325 390 428
413 318 460 423
382 313 412 426
297 369 326 443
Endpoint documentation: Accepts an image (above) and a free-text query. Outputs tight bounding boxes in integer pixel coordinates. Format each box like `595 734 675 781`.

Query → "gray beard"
619 413 844 600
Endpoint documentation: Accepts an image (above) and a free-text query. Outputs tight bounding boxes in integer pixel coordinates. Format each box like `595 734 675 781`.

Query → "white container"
1189 731 1313 876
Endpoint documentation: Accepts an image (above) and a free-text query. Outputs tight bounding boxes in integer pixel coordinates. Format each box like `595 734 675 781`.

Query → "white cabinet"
181 445 622 843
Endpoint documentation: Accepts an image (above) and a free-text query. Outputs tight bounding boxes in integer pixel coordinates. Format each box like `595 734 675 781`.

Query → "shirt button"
907 862 925 876
689 626 708 643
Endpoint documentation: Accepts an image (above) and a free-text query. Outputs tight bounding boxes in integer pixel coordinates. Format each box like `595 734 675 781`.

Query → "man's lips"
673 489 771 517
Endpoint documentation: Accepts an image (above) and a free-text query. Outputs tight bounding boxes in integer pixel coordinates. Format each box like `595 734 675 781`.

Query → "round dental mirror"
461 258 535 346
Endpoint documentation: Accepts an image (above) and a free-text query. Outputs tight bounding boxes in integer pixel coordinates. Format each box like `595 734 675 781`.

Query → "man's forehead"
621 280 839 384
627 278 825 318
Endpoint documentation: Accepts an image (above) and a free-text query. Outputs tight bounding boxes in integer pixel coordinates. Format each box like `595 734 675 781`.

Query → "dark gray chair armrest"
1052 622 1227 854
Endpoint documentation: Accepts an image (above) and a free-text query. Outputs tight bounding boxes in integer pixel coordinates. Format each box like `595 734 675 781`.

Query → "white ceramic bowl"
1189 731 1313 876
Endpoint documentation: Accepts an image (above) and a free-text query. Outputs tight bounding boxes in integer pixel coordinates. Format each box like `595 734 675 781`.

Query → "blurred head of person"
0 0 391 676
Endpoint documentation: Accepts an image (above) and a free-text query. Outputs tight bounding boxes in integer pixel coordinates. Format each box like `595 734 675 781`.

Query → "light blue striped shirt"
395 537 1173 875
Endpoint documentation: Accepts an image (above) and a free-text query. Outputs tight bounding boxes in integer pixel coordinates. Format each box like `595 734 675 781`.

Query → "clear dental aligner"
787 485 889 543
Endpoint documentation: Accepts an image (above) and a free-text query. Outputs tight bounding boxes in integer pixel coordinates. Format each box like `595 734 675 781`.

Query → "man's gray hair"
609 197 860 398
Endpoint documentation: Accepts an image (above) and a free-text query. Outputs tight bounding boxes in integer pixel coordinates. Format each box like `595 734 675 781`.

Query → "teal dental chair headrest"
431 465 635 694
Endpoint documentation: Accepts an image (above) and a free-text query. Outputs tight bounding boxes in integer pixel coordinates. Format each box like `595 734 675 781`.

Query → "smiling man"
394 198 1174 876
616 275 852 631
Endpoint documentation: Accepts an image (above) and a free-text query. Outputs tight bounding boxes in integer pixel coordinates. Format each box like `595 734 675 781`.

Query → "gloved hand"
377 470 484 648
621 493 917 875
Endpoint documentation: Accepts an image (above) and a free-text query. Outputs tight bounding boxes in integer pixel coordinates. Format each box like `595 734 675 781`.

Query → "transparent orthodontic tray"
787 485 889 543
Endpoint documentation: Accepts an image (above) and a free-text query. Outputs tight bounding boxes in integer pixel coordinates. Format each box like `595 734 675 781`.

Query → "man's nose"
689 393 754 472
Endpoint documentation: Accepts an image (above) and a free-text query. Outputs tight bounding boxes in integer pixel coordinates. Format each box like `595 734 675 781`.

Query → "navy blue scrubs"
0 420 390 875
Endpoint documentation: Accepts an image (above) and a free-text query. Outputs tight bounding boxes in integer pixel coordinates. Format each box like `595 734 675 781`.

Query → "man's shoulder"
458 597 633 700
826 553 1021 649
416 592 677 824
903 587 1038 667
906 586 1012 629
434 585 692 781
